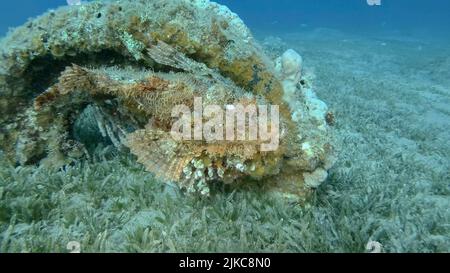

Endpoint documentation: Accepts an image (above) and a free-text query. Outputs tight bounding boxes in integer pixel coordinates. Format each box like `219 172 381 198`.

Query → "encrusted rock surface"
0 0 336 199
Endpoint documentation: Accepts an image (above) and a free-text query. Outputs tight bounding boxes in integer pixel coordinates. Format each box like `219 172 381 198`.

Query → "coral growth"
0 0 335 199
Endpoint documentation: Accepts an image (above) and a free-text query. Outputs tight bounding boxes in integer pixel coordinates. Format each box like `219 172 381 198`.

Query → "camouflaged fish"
0 0 335 199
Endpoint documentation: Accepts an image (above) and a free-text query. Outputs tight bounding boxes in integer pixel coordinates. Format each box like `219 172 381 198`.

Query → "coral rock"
0 0 336 199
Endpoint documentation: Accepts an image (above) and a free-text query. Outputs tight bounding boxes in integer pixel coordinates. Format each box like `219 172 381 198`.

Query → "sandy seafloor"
0 27 449 253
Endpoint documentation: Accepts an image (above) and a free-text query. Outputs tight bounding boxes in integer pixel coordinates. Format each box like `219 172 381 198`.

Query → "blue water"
1 0 449 38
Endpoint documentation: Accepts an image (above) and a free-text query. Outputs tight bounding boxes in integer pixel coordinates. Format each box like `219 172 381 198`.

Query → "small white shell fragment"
303 168 328 188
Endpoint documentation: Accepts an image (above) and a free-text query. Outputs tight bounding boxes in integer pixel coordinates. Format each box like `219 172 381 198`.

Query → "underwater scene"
0 0 448 254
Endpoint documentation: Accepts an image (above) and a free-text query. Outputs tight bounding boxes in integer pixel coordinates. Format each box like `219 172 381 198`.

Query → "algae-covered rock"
0 0 336 200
